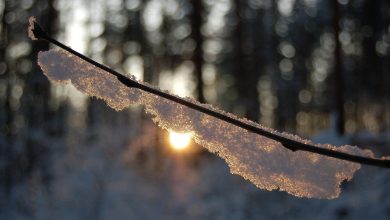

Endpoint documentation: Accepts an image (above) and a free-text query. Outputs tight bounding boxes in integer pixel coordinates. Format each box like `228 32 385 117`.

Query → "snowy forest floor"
1 118 390 220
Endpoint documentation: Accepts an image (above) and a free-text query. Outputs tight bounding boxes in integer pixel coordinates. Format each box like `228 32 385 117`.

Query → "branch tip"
28 16 48 41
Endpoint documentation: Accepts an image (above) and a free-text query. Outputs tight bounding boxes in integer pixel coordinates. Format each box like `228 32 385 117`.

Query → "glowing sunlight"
169 131 192 151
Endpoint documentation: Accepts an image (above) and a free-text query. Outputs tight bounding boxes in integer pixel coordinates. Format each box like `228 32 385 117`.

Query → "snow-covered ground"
2 122 390 220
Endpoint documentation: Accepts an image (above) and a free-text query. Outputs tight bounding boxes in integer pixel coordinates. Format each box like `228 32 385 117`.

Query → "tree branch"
29 18 390 168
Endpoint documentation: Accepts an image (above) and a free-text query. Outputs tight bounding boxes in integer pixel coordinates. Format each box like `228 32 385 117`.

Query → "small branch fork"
30 19 390 168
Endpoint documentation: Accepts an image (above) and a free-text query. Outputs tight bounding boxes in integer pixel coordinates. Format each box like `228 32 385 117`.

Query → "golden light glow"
169 131 192 151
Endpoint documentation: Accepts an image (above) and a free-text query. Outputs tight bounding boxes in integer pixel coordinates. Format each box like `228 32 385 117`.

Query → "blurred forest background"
1 0 390 219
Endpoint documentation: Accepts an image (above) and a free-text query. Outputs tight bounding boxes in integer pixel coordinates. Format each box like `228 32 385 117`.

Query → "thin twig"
30 19 390 168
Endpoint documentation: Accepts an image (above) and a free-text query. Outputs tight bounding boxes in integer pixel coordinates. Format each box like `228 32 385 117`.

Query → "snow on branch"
30 17 390 199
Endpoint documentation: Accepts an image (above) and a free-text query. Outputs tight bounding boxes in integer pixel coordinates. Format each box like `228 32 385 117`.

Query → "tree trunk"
191 0 205 103
234 0 260 121
332 0 345 135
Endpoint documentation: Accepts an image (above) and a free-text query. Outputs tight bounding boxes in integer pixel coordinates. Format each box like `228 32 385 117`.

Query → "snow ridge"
38 48 373 199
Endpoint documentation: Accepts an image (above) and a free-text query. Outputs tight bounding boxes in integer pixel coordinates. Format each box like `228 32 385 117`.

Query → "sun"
169 131 192 151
